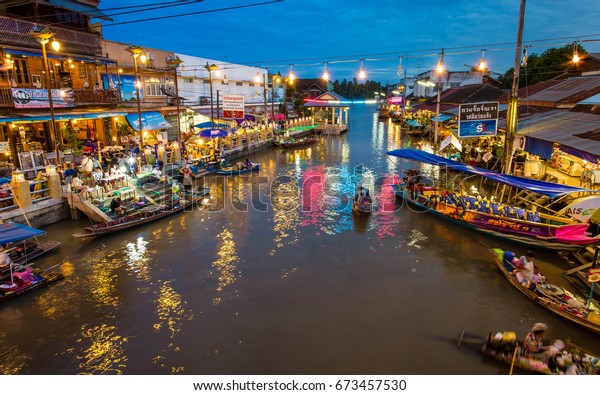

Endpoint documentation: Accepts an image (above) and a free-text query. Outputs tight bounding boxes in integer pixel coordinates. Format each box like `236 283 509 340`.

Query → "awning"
385 148 594 198
431 114 454 122
0 222 45 244
47 0 113 20
0 111 127 124
5 49 115 65
125 112 172 132
406 119 422 127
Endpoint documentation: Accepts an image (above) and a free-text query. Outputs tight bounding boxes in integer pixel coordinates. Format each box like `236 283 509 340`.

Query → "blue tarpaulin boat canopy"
431 114 454 122
0 223 45 244
406 120 422 127
386 148 595 198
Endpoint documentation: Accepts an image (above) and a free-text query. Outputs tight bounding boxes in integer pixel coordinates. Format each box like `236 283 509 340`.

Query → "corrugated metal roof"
46 0 112 20
524 76 600 104
515 109 600 156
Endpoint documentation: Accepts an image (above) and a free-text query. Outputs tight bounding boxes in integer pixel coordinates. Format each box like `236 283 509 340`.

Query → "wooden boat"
0 223 60 278
386 149 600 251
491 248 600 335
464 330 600 375
0 270 64 304
216 163 260 175
273 136 317 149
72 190 208 238
352 200 372 216
352 187 373 216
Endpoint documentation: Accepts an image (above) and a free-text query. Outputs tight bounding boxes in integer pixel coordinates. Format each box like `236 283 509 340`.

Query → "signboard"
0 142 10 153
11 88 75 109
589 268 600 283
125 112 172 132
439 134 462 152
222 94 245 119
101 74 142 101
458 102 499 138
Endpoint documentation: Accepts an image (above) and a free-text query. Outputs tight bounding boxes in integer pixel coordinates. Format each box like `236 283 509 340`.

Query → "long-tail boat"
386 149 600 251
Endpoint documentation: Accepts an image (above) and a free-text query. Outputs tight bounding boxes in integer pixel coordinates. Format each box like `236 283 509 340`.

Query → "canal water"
1 104 598 375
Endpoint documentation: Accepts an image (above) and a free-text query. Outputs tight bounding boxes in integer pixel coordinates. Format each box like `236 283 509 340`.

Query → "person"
70 174 88 193
586 207 600 237
93 83 101 94
81 153 94 182
63 163 77 184
519 251 540 283
180 164 193 191
523 322 549 358
110 197 124 216
244 157 252 169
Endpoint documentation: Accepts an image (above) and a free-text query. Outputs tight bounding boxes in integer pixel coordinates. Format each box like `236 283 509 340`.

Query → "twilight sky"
98 0 600 83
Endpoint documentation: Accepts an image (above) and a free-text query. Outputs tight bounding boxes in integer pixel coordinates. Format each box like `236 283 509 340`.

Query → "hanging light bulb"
397 57 403 76
358 59 366 80
322 62 329 81
50 38 60 52
255 72 261 83
436 49 444 74
288 64 295 83
521 47 528 67
572 42 580 64
478 49 487 71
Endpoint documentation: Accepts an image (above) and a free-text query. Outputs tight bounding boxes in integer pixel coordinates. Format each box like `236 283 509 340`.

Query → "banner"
125 112 172 132
0 142 9 153
12 88 75 109
458 102 499 138
222 94 245 119
101 74 142 101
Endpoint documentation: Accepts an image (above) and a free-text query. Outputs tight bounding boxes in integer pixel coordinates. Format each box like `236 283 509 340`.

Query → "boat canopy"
386 148 595 198
0 223 45 244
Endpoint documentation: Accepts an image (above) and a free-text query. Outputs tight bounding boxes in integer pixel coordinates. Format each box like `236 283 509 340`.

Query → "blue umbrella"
198 129 229 138
195 121 230 129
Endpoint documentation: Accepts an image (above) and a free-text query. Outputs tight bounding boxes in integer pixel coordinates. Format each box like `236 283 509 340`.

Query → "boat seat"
478 202 491 213
490 203 502 216
504 206 516 218
515 208 526 220
466 196 477 210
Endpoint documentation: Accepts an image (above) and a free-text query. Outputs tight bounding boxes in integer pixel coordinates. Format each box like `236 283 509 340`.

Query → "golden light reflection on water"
75 323 129 374
0 346 29 374
211 229 240 302
271 178 300 254
89 255 121 309
152 280 191 373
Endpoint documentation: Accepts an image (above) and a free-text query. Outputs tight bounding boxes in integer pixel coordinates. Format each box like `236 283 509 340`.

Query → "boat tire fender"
456 203 466 218
425 196 437 209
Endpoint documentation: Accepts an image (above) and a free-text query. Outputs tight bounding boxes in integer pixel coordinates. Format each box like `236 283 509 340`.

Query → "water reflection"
271 176 300 254
0 345 28 374
211 229 240 305
75 323 129 374
126 237 151 281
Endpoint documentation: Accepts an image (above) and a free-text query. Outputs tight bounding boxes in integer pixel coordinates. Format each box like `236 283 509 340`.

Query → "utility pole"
504 0 526 174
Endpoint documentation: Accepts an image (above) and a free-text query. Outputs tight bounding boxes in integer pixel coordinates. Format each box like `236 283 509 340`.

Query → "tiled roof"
412 84 505 112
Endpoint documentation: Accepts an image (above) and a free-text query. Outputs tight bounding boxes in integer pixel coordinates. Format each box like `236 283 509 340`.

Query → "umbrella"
198 129 229 138
195 121 230 129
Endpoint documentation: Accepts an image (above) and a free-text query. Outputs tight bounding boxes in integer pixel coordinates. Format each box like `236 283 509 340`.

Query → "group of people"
502 250 544 289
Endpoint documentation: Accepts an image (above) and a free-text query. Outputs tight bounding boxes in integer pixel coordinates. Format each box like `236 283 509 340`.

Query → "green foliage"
61 123 83 154
331 79 385 99
499 43 588 89
116 122 133 137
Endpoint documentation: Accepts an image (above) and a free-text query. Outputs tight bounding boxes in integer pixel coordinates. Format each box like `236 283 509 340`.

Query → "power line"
102 0 284 27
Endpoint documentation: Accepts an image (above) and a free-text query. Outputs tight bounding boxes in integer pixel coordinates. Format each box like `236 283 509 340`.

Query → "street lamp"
167 55 183 143
205 63 218 129
433 49 445 147
29 27 61 168
272 72 281 119
126 45 147 147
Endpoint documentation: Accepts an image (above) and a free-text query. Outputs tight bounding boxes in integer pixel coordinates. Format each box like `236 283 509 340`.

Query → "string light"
478 49 487 71
288 64 295 82
358 59 366 79
322 62 329 81
572 41 580 63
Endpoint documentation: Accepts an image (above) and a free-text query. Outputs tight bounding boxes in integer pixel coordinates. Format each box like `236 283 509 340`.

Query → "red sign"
222 94 244 119
588 268 600 283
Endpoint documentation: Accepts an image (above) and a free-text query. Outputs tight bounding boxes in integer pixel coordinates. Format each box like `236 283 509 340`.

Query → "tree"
499 43 588 89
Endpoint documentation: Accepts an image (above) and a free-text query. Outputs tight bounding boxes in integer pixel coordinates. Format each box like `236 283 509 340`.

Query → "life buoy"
456 203 466 218
425 196 437 209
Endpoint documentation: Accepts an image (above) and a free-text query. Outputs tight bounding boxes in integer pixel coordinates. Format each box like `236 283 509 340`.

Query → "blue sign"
101 74 142 101
125 112 172 132
458 102 499 138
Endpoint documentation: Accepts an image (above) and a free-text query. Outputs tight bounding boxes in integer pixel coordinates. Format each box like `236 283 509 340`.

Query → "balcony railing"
73 89 122 105
0 88 12 107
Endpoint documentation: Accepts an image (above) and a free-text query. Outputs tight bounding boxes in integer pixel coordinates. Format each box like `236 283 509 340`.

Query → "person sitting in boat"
110 197 124 216
523 322 550 358
244 158 252 169
518 251 544 284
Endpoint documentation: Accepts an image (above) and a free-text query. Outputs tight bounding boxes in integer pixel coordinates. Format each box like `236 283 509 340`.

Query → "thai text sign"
458 102 499 138
222 95 245 119
12 88 75 109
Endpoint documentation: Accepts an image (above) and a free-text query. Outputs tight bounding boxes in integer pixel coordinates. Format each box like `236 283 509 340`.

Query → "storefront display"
552 152 584 177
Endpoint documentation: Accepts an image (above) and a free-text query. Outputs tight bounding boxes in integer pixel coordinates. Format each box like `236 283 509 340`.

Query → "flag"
406 140 411 148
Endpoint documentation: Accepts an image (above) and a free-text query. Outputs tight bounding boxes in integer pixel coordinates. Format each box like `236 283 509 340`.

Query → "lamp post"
272 72 281 119
205 63 218 129
30 27 61 168
167 56 183 143
262 71 268 128
126 45 146 147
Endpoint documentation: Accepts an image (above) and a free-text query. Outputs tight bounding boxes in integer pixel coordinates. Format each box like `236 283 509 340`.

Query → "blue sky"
98 0 600 83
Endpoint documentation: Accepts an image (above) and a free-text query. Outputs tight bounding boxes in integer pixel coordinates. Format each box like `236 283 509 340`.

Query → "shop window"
144 76 173 96
12 58 29 85
236 82 243 86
